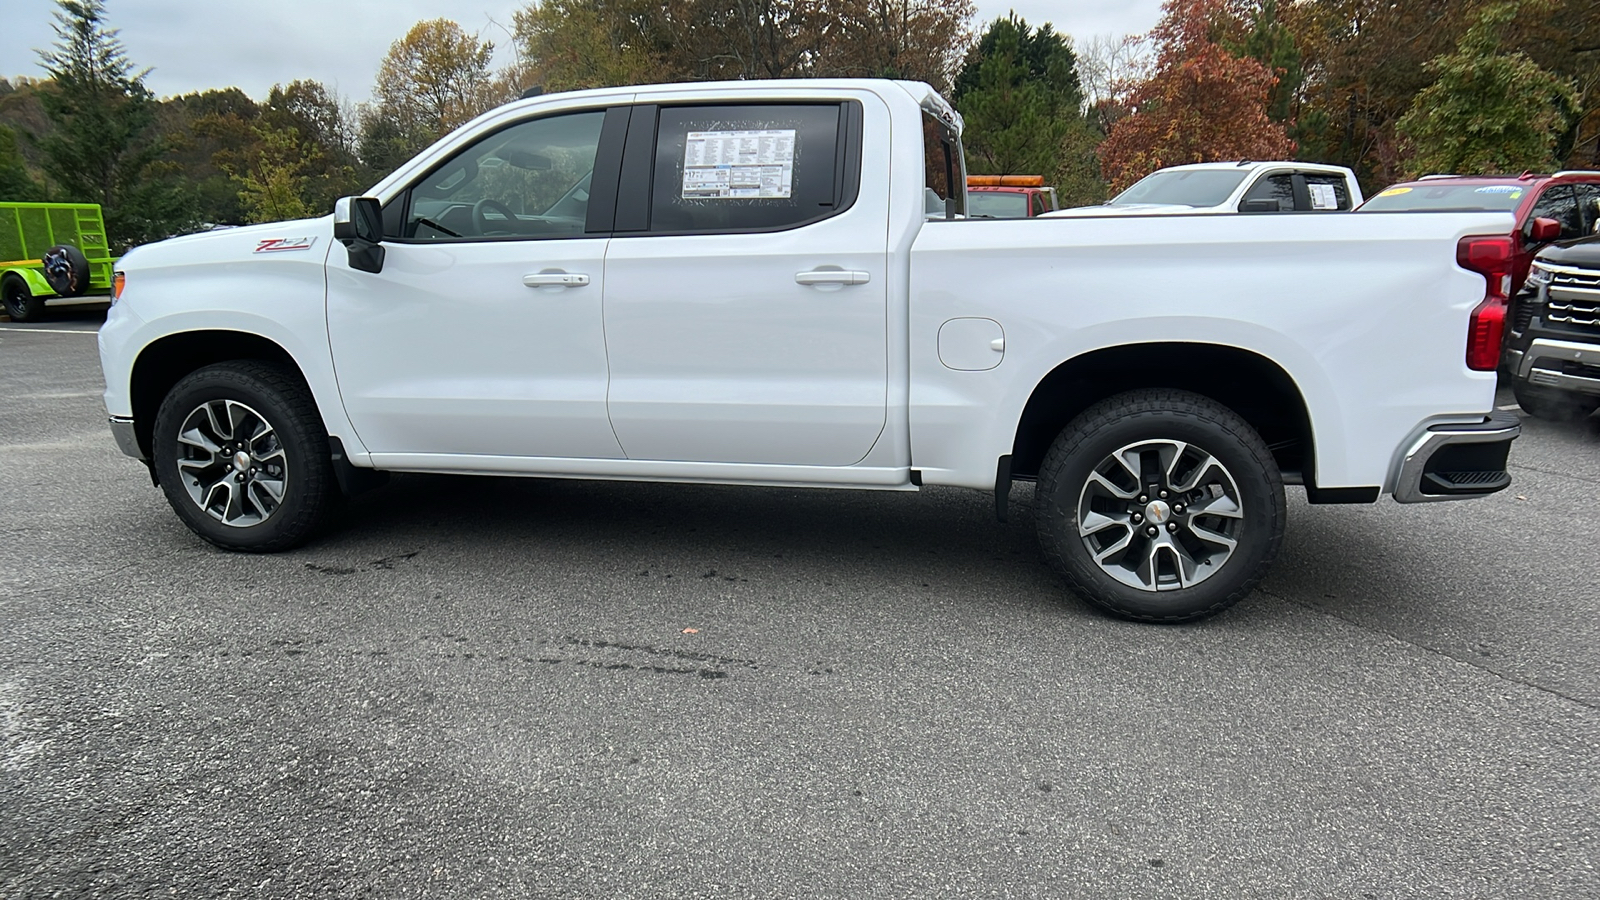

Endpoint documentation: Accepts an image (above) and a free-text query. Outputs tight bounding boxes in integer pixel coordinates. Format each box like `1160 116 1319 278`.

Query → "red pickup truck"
965 175 1058 218
1359 171 1600 297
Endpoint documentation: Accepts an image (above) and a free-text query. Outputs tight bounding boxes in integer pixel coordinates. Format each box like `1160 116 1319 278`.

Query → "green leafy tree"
952 14 1085 179
1396 1 1579 176
220 122 317 223
263 81 363 213
34 0 193 249
0 125 45 200
1233 0 1300 124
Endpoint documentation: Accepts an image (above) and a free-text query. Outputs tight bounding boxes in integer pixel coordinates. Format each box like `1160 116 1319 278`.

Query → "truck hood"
1043 204 1217 218
118 216 333 270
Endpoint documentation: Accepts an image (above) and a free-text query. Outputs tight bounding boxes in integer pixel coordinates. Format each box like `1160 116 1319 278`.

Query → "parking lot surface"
2 314 1597 898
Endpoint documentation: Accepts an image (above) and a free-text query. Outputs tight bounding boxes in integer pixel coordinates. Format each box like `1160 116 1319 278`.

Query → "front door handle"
795 269 871 286
523 272 590 287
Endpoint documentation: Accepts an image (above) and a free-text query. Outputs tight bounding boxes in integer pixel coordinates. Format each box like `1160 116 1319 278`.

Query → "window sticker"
1308 182 1339 210
1475 185 1521 193
681 129 795 199
1377 187 1412 197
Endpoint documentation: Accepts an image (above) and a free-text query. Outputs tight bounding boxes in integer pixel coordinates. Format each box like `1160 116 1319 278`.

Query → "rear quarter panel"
908 210 1514 490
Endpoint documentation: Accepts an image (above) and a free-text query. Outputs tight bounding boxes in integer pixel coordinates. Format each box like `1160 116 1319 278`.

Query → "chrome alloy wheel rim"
175 399 289 527
1076 439 1244 592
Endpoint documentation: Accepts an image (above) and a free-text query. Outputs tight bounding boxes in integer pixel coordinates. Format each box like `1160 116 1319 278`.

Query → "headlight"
112 270 125 304
1525 263 1552 287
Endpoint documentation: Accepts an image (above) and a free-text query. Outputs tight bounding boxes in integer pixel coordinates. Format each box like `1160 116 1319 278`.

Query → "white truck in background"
98 79 1517 623
1045 160 1364 217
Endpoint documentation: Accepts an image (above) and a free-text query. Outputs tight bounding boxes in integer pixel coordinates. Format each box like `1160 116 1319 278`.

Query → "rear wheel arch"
129 331 306 460
1010 343 1315 486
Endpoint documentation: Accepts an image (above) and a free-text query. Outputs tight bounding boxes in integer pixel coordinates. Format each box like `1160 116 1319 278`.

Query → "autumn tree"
1397 1 1579 176
1098 0 1294 193
509 1 975 91
1285 0 1468 186
34 0 194 248
263 81 363 212
818 0 976 92
361 19 499 169
511 0 670 92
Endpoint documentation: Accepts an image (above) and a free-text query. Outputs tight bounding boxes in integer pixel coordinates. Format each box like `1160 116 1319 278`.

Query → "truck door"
600 97 890 466
326 106 628 460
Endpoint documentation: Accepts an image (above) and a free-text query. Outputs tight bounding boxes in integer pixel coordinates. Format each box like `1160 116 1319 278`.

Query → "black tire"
1 274 44 322
152 361 339 552
41 244 90 297
1034 389 1286 623
1511 380 1599 422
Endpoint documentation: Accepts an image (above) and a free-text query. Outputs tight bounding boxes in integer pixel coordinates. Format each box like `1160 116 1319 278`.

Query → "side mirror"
333 196 385 274
1525 216 1561 244
1240 199 1280 213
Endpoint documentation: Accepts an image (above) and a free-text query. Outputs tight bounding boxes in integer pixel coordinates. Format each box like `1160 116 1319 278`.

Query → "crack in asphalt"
1508 461 1600 488
1261 587 1599 713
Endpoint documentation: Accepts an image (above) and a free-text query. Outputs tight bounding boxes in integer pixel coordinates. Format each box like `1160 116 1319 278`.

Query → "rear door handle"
523 272 590 287
795 269 871 286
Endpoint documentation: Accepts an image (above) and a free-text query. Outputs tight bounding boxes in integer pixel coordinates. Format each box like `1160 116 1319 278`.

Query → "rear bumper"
1393 412 1519 503
109 415 144 460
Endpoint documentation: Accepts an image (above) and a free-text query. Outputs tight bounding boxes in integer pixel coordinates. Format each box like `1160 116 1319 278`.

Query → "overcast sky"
2 1 1165 104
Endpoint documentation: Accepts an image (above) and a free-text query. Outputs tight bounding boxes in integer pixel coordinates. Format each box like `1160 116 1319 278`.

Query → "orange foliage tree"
1098 0 1294 193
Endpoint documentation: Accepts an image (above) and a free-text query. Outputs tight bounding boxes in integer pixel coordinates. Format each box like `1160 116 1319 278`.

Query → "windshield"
1111 169 1250 207
1358 182 1528 212
968 191 1030 218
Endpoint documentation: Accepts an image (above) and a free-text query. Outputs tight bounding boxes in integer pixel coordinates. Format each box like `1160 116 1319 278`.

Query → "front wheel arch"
129 330 304 461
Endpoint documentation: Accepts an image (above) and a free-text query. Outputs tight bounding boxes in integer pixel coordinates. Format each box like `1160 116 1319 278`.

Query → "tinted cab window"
648 104 845 233
392 111 606 241
1531 185 1586 241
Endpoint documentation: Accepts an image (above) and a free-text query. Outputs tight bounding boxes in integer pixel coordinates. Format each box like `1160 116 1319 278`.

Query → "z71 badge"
254 237 318 253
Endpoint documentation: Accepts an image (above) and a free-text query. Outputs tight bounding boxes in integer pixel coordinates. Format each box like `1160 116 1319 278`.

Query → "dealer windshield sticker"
255 237 317 253
682 129 795 199
1377 187 1411 197
1308 183 1339 210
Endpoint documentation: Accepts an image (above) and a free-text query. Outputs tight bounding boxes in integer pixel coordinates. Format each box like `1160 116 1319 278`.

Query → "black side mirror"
1240 199 1280 213
333 196 385 273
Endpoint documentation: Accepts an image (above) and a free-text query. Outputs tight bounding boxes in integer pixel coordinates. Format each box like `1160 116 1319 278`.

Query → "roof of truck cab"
1152 160 1356 175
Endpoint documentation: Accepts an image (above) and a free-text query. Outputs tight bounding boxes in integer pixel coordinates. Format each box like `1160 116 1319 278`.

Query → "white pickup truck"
98 79 1520 622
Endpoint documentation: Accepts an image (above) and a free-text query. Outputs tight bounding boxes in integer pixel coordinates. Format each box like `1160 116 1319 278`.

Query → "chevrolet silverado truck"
98 79 1520 623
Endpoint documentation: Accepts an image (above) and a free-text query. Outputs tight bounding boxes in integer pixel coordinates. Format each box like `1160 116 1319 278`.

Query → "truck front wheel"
1034 389 1285 623
152 361 339 552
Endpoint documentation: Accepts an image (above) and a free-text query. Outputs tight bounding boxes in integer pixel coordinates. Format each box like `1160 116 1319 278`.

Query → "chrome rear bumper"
1393 412 1519 503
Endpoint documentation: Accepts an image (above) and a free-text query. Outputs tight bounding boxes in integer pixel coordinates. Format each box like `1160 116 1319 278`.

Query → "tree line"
2 0 1595 251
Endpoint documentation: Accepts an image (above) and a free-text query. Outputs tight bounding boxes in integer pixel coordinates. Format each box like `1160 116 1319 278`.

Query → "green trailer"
1 201 116 322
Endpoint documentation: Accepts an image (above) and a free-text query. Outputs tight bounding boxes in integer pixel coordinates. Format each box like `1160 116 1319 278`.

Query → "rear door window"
645 104 851 234
1303 174 1353 210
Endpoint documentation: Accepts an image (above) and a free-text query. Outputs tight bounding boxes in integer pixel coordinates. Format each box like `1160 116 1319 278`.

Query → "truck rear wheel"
1034 389 1285 623
152 361 339 552
2 274 43 322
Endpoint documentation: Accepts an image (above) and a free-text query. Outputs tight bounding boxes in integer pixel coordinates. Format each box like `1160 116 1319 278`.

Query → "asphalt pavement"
2 312 1596 898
